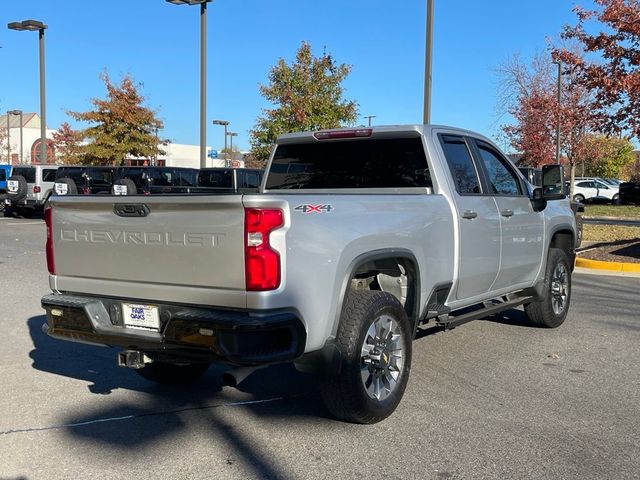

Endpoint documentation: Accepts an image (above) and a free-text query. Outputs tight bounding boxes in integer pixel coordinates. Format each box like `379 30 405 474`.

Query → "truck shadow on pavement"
27 314 328 479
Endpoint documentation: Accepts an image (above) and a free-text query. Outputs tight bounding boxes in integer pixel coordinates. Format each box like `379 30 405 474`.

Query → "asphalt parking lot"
1 217 639 480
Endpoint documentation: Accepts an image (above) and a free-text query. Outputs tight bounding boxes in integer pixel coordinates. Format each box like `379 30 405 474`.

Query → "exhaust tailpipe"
222 366 263 388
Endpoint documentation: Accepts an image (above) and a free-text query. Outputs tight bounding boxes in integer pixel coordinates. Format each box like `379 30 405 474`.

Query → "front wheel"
525 248 571 328
320 290 412 424
612 194 621 205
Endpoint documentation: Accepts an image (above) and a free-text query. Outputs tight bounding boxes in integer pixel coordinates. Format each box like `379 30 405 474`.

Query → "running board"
436 296 534 330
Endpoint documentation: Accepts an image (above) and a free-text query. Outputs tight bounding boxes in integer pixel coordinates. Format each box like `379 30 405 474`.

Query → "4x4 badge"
294 204 334 214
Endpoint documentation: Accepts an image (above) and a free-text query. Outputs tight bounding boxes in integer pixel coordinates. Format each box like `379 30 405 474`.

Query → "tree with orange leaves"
69 73 165 165
557 0 640 139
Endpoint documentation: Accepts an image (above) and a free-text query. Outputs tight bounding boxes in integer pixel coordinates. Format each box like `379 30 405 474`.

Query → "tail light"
80 187 90 195
33 185 41 194
244 208 283 291
313 128 372 140
44 207 55 274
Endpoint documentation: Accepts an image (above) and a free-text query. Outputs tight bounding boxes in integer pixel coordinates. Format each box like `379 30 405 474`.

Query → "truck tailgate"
49 195 246 308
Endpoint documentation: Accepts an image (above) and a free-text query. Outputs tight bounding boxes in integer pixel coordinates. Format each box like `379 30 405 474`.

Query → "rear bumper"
4 198 41 208
41 293 306 366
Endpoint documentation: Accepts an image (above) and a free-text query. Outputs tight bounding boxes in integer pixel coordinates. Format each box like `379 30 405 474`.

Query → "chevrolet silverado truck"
41 125 576 424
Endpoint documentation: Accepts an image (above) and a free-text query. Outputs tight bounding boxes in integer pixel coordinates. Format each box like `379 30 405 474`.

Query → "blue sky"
1 0 591 153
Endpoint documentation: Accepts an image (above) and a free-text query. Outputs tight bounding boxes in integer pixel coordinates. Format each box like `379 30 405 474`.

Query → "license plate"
113 184 128 195
122 303 160 331
7 180 18 193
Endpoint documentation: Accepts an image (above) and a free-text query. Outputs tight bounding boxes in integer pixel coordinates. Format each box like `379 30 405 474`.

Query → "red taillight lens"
33 185 41 193
44 207 55 274
81 187 90 195
244 208 283 291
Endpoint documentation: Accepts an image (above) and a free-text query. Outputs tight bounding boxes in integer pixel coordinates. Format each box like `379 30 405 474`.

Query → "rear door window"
42 169 58 182
178 169 198 187
0 170 6 182
242 171 262 189
198 170 234 189
266 137 431 190
439 135 481 194
88 168 114 188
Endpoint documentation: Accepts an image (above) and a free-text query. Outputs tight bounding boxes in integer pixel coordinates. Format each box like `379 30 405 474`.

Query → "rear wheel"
320 290 412 424
572 194 585 203
612 193 621 205
55 177 78 196
136 361 210 385
525 248 571 328
112 178 137 195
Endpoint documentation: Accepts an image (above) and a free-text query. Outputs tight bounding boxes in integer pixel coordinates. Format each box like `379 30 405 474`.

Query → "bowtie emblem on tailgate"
114 204 150 217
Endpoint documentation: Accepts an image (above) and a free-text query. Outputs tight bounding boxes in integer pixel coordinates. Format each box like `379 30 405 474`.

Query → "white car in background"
572 178 620 204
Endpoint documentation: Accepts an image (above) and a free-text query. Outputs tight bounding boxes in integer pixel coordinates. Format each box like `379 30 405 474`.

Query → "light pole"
8 110 23 164
227 132 237 164
5 113 10 164
363 115 376 127
423 0 434 124
166 0 212 169
8 20 48 164
212 119 229 166
554 60 562 165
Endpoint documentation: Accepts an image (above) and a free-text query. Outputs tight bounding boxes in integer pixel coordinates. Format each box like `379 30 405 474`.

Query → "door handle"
501 209 514 218
462 210 477 219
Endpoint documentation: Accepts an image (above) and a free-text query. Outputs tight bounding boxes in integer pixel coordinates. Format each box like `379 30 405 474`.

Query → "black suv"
196 168 263 193
619 181 640 205
54 166 116 195
112 166 199 195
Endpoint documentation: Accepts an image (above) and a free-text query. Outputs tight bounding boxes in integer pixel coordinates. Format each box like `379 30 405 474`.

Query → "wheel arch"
331 249 421 338
548 228 575 270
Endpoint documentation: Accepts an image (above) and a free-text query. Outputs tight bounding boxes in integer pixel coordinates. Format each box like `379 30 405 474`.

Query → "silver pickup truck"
41 125 576 424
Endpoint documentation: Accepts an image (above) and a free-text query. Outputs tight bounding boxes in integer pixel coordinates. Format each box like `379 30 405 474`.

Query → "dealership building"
0 113 242 168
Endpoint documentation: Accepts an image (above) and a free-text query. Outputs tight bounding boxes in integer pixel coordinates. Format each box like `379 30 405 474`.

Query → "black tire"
612 193 620 205
136 361 211 385
6 175 28 203
320 290 412 424
572 194 585 203
525 248 571 328
54 178 78 196
112 178 137 195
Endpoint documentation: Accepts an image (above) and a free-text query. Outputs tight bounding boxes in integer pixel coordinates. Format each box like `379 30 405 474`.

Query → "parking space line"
5 222 43 226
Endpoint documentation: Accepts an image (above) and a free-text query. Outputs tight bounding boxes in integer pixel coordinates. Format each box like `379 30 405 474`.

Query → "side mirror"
541 165 566 200
531 187 548 212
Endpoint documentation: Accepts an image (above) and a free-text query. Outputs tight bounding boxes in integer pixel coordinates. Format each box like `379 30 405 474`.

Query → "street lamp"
165 0 212 169
5 112 10 165
8 110 23 164
227 132 237 163
212 119 229 165
423 0 434 124
553 60 562 165
8 19 48 164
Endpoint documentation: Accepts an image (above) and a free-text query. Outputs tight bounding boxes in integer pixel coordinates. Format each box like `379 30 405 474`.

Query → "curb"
575 257 640 273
